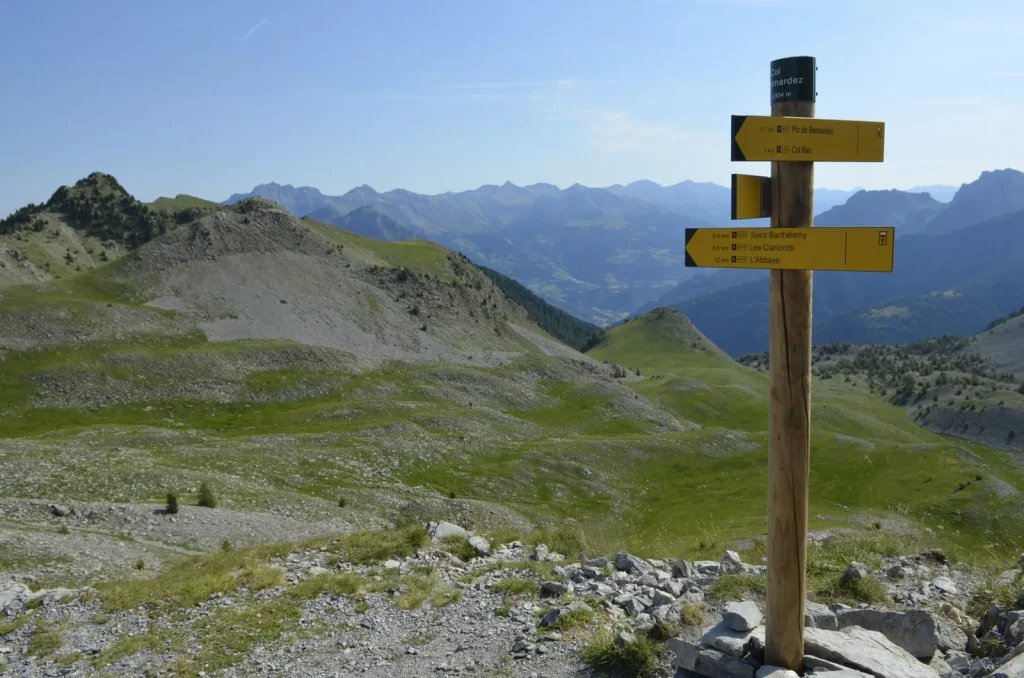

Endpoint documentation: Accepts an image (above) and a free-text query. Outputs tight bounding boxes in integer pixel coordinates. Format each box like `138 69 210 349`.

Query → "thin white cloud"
999 72 1024 77
243 18 267 41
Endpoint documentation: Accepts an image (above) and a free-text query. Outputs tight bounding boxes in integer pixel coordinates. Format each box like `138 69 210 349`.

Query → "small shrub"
291 573 365 600
493 578 540 597
680 603 706 626
221 539 233 552
354 600 370 614
135 559 145 571
549 606 594 632
339 524 429 564
440 535 477 562
410 305 420 316
709 574 766 600
581 630 658 678
494 604 511 617
27 622 63 658
337 496 347 508
448 489 456 499
197 481 217 508
59 524 70 535
166 492 179 515
279 299 287 304
647 620 678 641
430 587 462 608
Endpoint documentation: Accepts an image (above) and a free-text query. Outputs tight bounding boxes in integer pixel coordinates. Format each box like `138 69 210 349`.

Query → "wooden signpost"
690 56 894 670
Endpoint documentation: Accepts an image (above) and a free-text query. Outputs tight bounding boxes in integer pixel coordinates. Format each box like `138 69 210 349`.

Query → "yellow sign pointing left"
684 227 894 271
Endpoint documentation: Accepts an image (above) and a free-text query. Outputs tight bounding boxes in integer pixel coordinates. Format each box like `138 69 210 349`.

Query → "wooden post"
765 56 816 671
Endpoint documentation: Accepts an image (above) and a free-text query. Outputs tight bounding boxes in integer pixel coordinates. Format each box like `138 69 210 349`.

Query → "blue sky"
1 0 1022 216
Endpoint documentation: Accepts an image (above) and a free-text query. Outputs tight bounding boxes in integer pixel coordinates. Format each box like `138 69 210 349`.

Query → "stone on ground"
755 667 798 678
840 562 871 584
468 535 490 556
806 601 839 630
724 600 763 632
805 626 941 678
700 621 756 658
721 550 744 574
833 608 939 659
426 521 468 540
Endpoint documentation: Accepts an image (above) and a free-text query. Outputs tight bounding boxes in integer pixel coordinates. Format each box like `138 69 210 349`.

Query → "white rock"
805 626 941 678
724 600 763 632
931 577 958 595
756 667 799 678
701 621 755 657
468 535 490 556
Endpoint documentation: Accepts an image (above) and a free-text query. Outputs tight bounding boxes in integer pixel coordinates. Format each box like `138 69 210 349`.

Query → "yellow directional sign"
684 227 894 271
731 115 885 162
732 174 771 219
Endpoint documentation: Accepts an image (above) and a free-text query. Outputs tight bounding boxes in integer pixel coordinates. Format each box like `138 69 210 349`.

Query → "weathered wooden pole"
765 55 816 671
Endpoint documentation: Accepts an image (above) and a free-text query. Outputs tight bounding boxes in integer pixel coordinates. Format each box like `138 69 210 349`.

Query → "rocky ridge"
1 523 1022 677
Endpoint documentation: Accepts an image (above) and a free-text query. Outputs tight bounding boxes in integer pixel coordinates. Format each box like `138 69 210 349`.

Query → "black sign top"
770 56 816 105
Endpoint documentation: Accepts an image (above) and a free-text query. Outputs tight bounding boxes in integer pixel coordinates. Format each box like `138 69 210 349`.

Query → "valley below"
1 176 1023 677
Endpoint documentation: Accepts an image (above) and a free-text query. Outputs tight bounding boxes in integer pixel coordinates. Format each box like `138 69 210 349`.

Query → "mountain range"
656 169 1024 355
224 179 949 325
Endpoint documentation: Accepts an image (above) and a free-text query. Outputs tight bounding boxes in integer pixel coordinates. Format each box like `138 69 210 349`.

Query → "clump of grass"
396 573 437 610
490 527 527 546
337 496 347 508
338 525 428 564
97 542 288 611
404 631 436 646
54 651 83 668
680 603 706 627
59 524 70 535
238 564 282 591
166 492 179 515
134 559 145 571
221 539 233 552
709 574 766 601
493 578 540 597
354 600 370 614
495 604 511 617
168 598 300 675
90 613 110 625
647 620 678 641
290 573 365 601
501 559 557 577
0 614 31 636
968 570 1024 618
581 629 659 678
550 606 595 632
197 481 217 509
440 535 477 562
27 622 63 658
813 575 889 605
528 526 585 559
430 587 462 608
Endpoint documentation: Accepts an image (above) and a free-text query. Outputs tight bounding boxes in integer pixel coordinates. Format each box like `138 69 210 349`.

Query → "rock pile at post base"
669 551 1024 678
1 521 1022 677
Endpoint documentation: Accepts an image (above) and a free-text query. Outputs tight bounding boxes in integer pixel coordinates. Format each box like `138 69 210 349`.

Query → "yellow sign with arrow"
684 227 894 272
731 115 885 162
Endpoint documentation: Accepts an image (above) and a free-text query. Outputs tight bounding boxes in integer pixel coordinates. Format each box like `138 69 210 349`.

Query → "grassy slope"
3 212 1024 571
147 195 222 211
586 310 1024 564
0 214 127 287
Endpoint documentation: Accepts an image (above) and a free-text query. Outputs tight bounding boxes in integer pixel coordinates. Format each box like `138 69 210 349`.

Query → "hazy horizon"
2 0 1021 215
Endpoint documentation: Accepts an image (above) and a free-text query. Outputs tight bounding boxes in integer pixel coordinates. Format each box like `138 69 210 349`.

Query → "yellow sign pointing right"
684 227 894 271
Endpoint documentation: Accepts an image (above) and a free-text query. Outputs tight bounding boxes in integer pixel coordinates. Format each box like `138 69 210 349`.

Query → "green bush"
581 630 658 678
166 492 179 515
337 496 347 508
440 535 477 562
197 481 217 508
